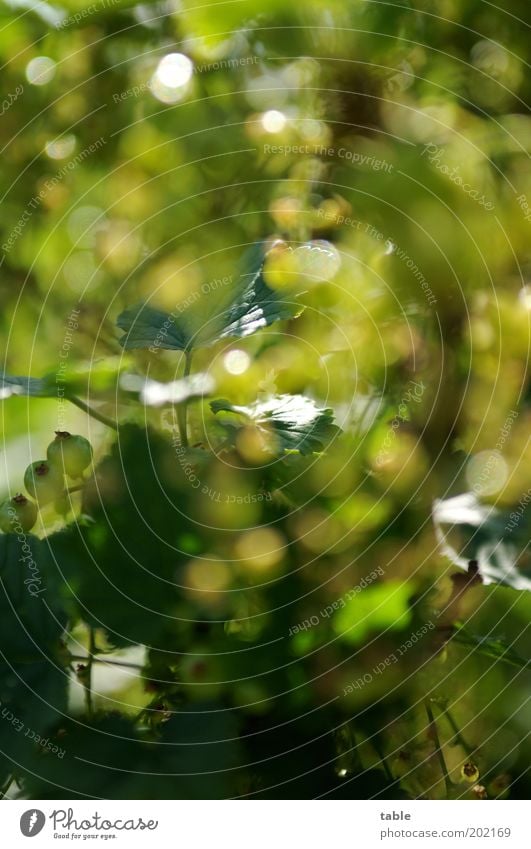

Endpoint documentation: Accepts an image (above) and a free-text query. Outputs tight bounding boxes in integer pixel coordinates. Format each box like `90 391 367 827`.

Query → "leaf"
50 425 198 647
0 533 67 662
0 659 69 786
433 493 531 592
0 374 50 399
158 702 242 799
210 394 340 455
451 624 530 670
0 357 129 401
0 534 69 783
24 705 242 800
55 356 131 397
120 372 215 406
116 243 303 352
22 714 149 800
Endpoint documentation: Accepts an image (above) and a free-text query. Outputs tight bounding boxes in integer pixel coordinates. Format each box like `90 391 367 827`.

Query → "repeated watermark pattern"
2 137 106 254
112 57 259 102
56 307 81 430
505 488 531 533
264 143 393 172
0 0 528 808
469 410 518 496
421 143 495 211
516 194 531 223
316 209 436 306
8 507 45 597
169 428 273 503
148 275 232 353
55 0 120 30
196 56 259 73
113 80 153 103
375 380 425 468
389 240 437 306
0 84 24 116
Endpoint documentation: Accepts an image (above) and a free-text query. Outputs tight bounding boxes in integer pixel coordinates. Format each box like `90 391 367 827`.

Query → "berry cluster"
0 432 93 534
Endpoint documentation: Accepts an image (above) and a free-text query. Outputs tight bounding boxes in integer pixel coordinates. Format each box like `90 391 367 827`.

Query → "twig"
176 349 193 448
449 625 529 670
70 654 143 671
0 774 13 799
425 699 453 796
372 738 394 783
85 628 96 718
435 700 475 756
68 395 118 431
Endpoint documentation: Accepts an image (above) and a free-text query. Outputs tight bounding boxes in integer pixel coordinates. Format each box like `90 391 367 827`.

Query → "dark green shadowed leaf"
0 534 69 784
117 304 192 352
1 358 128 401
48 425 197 648
451 624 530 670
0 374 50 398
116 244 303 352
158 702 242 799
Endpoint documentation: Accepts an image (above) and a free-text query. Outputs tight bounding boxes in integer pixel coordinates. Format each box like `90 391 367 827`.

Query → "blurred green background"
0 0 530 800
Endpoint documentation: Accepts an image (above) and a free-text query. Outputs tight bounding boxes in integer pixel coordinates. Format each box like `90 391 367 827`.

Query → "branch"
68 395 118 431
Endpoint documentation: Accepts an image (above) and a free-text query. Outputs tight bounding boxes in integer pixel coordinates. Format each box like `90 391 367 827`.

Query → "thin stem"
176 349 193 448
425 699 453 797
70 654 143 671
353 392 376 441
84 628 96 718
373 738 393 783
436 702 474 756
0 774 13 799
68 395 118 431
450 625 528 669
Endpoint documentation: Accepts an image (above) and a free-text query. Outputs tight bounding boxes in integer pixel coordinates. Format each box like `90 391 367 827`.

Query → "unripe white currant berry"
461 761 480 784
0 493 38 533
47 431 93 478
24 460 64 504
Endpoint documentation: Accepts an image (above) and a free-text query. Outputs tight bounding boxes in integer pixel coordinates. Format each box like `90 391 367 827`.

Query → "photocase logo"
20 810 46 837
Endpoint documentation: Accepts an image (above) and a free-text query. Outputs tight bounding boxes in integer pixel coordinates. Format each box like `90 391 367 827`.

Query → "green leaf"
54 357 131 397
451 624 530 670
0 533 67 662
21 714 149 800
49 425 197 647
0 659 69 786
0 534 69 783
211 394 340 455
0 374 50 399
433 493 531 592
1 357 129 401
116 243 303 352
23 706 242 800
158 702 242 799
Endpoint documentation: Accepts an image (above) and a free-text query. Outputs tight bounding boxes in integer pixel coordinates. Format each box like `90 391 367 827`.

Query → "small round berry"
461 761 480 784
47 431 93 478
24 460 64 504
0 494 38 533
